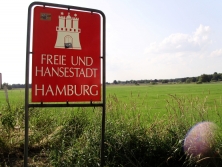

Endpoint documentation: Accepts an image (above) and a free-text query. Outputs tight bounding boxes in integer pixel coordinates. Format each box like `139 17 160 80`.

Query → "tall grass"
0 84 222 166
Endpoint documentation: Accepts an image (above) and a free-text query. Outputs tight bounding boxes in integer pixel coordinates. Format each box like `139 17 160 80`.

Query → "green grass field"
0 83 222 166
106 83 222 126
1 83 222 108
1 83 222 128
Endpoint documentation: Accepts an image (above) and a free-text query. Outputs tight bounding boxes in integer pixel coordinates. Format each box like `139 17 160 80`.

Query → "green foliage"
0 102 24 157
150 81 157 85
108 72 222 84
113 80 118 84
162 79 169 83
49 114 92 166
1 110 15 136
199 74 213 82
2 83 12 90
186 78 192 83
196 81 202 84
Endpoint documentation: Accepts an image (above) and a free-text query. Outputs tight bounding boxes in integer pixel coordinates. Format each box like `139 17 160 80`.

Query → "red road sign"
32 6 101 102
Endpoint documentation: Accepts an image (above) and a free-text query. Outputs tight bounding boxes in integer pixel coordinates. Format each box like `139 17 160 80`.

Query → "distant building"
0 73 2 89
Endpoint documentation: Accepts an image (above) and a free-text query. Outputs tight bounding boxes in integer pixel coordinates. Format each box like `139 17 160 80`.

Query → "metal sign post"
25 2 106 166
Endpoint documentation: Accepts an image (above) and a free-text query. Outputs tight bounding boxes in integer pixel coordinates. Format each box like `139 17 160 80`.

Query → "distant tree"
162 79 168 83
186 78 192 83
218 73 222 80
211 72 219 81
199 74 210 82
3 83 8 88
191 77 197 82
208 74 213 81
138 80 144 84
181 78 186 82
7 85 12 90
169 79 176 83
2 83 12 90
113 80 118 84
108 72 222 85
10 84 27 88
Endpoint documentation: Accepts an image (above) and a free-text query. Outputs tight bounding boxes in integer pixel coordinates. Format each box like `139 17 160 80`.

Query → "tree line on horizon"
111 72 222 85
0 83 31 90
0 72 222 89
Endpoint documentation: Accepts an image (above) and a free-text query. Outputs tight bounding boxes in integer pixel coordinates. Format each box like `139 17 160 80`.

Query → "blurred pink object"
184 121 217 157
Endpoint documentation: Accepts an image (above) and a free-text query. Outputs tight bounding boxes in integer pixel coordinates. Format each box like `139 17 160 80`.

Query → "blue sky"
0 0 222 84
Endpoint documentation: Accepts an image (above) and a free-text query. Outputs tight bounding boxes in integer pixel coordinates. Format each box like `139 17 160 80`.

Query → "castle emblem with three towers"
55 12 81 50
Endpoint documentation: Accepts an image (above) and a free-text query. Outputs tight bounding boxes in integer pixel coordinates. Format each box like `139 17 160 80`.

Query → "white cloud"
193 25 211 46
210 49 222 57
145 24 212 54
